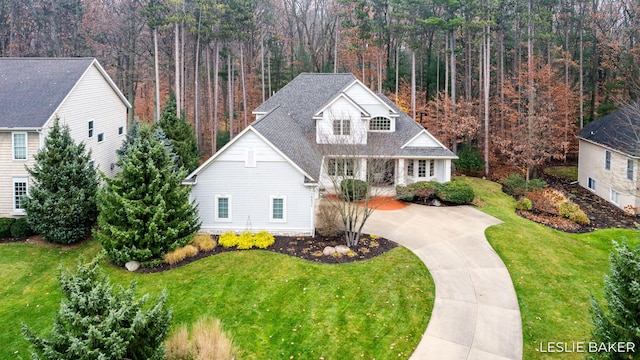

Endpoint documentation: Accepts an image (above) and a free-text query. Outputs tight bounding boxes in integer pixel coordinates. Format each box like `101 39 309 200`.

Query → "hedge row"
0 217 34 239
396 180 475 205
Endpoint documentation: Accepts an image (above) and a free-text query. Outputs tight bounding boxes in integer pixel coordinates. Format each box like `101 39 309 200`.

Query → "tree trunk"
228 48 234 139
153 28 160 122
213 42 219 152
261 37 266 103
411 50 416 120
194 12 202 149
484 26 490 178
206 45 213 156
175 22 180 118
240 43 248 129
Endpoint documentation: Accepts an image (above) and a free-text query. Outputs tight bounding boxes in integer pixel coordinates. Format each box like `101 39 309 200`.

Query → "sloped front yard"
462 176 638 359
0 238 433 359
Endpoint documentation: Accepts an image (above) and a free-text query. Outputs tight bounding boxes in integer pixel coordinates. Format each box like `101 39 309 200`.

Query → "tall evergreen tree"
591 240 640 359
24 118 98 244
23 256 172 360
158 93 200 172
96 122 200 266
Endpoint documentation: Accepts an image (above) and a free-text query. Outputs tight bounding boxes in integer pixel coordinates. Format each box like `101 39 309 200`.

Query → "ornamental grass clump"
165 317 234 360
192 233 216 251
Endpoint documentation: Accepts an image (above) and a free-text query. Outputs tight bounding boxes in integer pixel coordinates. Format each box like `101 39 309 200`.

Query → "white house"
577 104 639 213
0 57 131 217
183 73 456 235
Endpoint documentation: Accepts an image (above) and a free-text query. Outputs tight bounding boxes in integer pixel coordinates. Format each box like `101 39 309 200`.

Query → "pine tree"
590 240 640 359
23 256 172 360
157 93 200 172
24 118 98 244
96 122 200 266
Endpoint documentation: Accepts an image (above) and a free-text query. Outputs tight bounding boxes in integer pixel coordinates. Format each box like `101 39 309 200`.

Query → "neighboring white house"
577 104 639 213
183 73 457 235
0 57 131 218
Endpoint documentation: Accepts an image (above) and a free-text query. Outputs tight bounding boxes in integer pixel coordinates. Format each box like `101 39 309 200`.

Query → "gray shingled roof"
577 104 640 157
0 57 96 128
251 73 456 181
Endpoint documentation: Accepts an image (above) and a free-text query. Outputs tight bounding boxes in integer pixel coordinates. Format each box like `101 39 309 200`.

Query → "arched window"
369 116 391 131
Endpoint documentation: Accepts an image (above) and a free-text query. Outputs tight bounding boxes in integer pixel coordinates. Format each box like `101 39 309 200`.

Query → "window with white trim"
604 150 611 170
332 119 351 135
407 160 414 176
118 126 124 135
88 120 94 138
215 195 231 221
418 160 427 177
369 116 391 131
587 177 596 191
98 133 104 142
12 132 27 160
270 196 286 222
13 178 28 212
327 158 354 176
610 189 620 205
627 159 634 181
429 160 435 177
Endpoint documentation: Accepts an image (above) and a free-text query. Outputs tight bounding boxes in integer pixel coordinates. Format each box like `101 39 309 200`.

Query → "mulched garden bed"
136 233 397 274
513 173 638 233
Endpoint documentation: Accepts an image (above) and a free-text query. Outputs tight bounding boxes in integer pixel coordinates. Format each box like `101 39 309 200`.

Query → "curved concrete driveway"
362 204 523 360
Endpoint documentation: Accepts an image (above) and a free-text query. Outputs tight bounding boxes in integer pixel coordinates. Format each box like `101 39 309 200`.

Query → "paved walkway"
362 204 523 360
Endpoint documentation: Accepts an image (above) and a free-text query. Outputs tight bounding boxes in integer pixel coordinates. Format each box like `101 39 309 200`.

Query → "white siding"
191 131 316 235
578 140 639 210
316 97 367 144
43 64 127 178
344 82 393 118
0 131 39 217
404 131 441 147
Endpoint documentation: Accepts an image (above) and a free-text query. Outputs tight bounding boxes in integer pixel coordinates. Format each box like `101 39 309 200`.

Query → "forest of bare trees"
1 0 639 174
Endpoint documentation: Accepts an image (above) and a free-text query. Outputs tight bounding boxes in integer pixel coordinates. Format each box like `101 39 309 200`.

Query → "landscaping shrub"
183 245 198 258
192 233 216 251
23 257 171 360
395 185 414 201
340 179 369 201
11 217 33 238
558 201 580 218
165 317 234 360
164 247 188 265
218 231 239 248
436 181 475 204
570 210 590 225
414 188 437 201
236 231 254 250
526 188 567 215
253 231 275 249
502 173 546 197
0 218 16 238
166 325 191 360
454 144 484 174
316 202 341 237
516 198 533 211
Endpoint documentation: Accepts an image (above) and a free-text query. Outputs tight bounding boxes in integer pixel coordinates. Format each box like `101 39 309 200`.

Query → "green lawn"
458 176 638 359
0 239 433 360
543 165 579 181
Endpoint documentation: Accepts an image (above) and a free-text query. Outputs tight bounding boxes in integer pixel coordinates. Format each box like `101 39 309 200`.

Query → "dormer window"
333 119 351 135
369 116 391 131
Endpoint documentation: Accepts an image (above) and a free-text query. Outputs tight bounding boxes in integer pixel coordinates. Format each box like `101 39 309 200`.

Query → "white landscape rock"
323 246 336 256
335 245 350 254
125 261 140 272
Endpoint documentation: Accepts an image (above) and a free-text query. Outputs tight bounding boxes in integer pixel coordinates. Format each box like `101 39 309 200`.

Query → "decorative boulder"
125 261 140 272
335 245 350 254
430 199 442 207
323 246 336 256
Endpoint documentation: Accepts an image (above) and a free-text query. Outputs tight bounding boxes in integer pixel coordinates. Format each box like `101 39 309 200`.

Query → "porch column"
397 159 405 186
444 159 452 182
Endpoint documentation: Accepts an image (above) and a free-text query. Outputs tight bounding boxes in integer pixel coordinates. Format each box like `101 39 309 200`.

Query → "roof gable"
0 58 130 129
402 129 447 148
577 104 640 157
313 92 371 119
184 126 313 183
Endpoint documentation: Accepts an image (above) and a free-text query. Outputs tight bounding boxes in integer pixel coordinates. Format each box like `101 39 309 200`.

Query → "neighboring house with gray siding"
0 57 130 218
183 73 456 236
577 104 640 213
